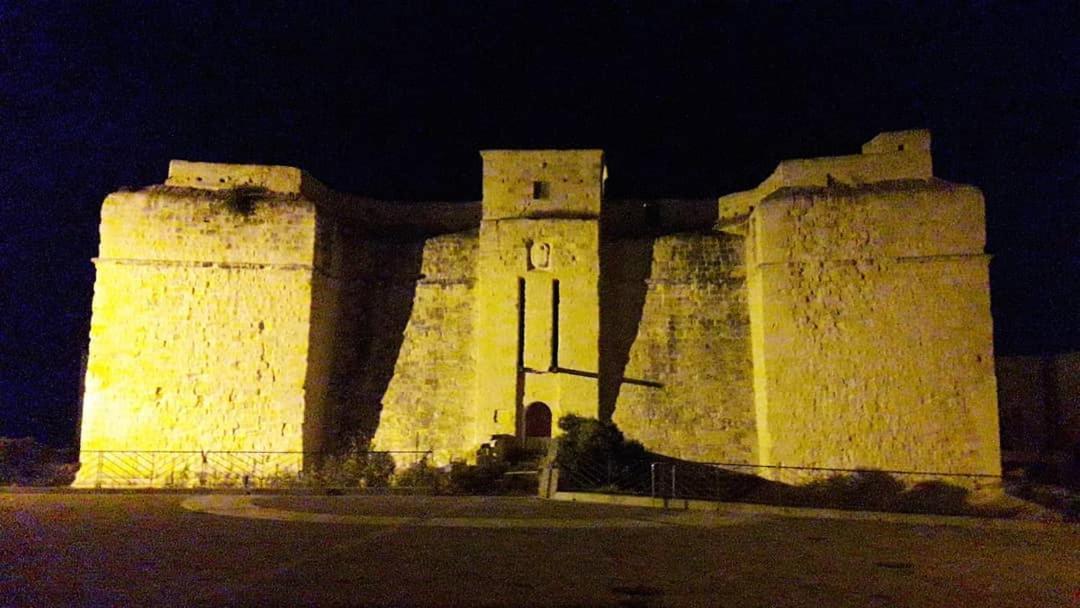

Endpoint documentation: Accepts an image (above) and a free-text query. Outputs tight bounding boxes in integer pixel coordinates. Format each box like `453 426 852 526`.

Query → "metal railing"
556 454 1004 510
78 449 433 489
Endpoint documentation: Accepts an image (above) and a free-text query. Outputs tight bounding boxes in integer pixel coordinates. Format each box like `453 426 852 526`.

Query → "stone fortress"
74 129 1002 487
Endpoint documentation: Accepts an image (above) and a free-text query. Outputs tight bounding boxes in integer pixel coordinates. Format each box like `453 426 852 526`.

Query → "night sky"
2 2 1076 447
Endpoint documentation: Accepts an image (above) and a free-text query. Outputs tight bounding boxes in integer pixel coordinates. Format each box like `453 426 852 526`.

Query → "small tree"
554 415 646 490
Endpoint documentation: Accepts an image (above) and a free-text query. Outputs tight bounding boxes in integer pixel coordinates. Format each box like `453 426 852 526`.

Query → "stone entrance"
524 401 553 450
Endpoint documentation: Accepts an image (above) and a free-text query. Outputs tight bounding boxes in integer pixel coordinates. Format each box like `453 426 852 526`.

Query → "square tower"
475 150 605 448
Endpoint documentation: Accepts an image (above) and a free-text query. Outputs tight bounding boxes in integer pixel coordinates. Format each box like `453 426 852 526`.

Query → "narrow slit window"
532 181 549 199
551 279 560 371
517 277 526 369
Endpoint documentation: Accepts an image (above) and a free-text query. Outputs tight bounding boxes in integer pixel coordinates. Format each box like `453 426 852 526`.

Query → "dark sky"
2 1 1077 446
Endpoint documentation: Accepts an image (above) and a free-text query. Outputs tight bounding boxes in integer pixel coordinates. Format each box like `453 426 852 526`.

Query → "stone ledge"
165 160 328 199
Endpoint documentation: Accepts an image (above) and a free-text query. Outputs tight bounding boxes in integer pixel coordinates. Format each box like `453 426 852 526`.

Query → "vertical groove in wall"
517 277 526 369
551 278 560 371
515 276 527 438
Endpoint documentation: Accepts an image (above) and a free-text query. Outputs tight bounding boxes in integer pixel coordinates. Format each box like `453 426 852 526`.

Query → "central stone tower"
475 150 605 448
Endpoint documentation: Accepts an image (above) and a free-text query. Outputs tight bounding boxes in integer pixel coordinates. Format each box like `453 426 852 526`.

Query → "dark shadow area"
304 195 480 457
893 481 971 515
598 199 719 421
996 353 1080 462
1004 450 1080 521
551 415 1033 517
598 238 654 420
311 219 425 455
0 437 78 486
562 453 1010 516
657 461 1003 517
603 199 719 236
338 240 423 452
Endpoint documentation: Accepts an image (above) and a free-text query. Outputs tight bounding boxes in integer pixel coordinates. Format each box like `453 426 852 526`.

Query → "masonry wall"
77 135 1007 486
476 219 602 443
997 353 1080 455
373 231 479 463
476 150 605 445
748 181 1001 483
75 186 317 486
610 233 756 464
303 212 342 456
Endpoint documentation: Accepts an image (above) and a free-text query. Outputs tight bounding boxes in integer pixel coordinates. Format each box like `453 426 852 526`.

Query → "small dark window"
532 181 549 199
898 144 906 151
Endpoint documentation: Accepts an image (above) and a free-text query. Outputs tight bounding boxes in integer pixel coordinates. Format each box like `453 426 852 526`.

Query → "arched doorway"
524 402 553 450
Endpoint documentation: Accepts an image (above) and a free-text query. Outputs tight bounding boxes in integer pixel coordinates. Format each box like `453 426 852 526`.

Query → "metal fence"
78 449 433 489
557 456 765 500
556 454 1004 507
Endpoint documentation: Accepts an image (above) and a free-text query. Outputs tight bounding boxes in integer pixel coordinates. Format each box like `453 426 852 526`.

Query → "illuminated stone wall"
76 130 1005 488
74 168 320 486
475 151 604 444
609 234 756 464
747 180 1001 483
373 231 479 463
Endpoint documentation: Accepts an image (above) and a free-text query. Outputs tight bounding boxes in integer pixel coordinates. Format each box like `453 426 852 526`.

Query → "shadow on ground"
560 452 1032 518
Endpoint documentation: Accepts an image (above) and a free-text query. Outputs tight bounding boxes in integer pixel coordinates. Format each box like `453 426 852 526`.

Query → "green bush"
556 415 645 466
394 458 449 492
448 460 510 494
0 437 78 486
554 415 647 491
314 443 395 488
390 459 529 495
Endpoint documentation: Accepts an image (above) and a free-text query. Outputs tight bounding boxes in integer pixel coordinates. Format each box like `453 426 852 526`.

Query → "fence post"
148 452 156 487
95 451 103 489
650 463 656 499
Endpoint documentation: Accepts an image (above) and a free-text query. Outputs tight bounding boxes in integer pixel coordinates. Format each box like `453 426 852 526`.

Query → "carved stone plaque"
529 242 552 270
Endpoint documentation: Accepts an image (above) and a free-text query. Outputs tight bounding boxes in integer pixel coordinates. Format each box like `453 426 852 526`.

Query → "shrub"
554 415 647 491
220 186 265 217
393 458 449 492
0 437 78 486
448 460 510 495
556 415 645 465
360 452 396 488
314 443 395 488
